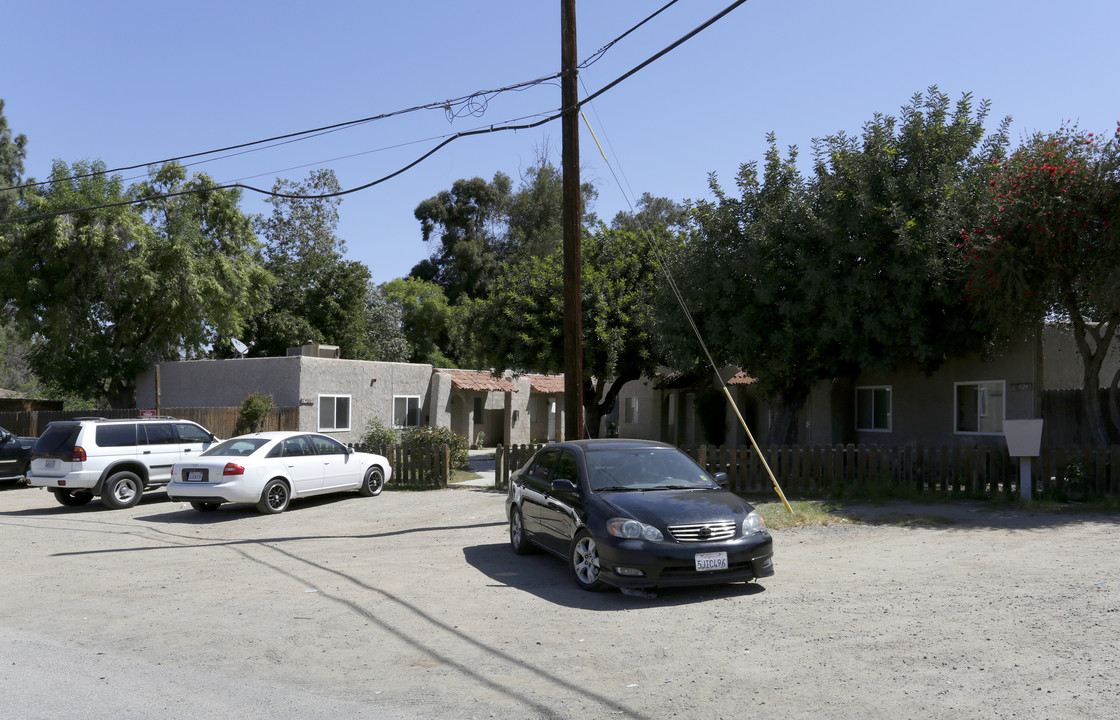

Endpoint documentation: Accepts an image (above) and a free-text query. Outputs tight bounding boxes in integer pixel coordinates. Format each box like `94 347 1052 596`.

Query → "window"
282 435 315 457
176 422 213 444
624 397 638 424
473 397 483 424
141 423 176 445
310 434 347 455
96 424 137 448
855 387 891 431
393 396 421 428
527 450 559 482
955 381 1004 434
318 395 351 432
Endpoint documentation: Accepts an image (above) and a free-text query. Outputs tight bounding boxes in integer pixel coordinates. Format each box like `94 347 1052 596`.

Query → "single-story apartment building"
135 326 1117 450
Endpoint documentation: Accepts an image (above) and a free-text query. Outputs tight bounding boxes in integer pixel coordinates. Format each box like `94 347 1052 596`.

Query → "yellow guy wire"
579 111 793 514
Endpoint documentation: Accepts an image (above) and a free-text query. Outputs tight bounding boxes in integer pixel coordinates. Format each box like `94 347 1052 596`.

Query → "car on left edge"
166 431 392 514
0 425 35 482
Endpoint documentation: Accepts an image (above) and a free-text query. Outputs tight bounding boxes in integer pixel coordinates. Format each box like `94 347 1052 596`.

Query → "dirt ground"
1 481 1117 720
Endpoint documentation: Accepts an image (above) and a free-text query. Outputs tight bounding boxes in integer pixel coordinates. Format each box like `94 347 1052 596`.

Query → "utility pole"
561 0 584 440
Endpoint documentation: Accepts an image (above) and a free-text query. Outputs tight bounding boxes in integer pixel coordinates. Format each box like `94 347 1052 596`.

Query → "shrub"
401 426 469 470
362 416 399 453
235 392 275 434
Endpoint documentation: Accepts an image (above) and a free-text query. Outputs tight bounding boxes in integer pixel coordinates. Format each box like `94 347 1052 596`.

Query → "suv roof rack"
68 416 181 422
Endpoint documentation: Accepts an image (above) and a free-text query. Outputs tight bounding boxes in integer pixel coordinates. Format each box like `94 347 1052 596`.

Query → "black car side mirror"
551 478 579 493
713 472 729 487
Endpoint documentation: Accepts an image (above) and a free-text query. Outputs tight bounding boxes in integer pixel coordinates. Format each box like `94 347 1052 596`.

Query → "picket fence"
353 442 452 490
494 442 1120 500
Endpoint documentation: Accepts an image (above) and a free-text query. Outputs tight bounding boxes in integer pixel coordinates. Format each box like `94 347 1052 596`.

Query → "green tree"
412 174 512 304
468 227 665 437
412 157 598 305
365 283 411 362
963 123 1120 444
0 99 28 221
0 317 36 395
382 277 457 366
0 160 270 407
681 89 1008 442
681 138 834 442
245 170 373 358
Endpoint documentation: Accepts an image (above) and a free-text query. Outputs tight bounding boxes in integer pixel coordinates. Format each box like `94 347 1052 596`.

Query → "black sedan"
0 425 35 482
506 439 774 592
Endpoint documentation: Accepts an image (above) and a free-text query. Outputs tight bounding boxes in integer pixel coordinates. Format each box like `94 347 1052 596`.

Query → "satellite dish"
230 338 249 357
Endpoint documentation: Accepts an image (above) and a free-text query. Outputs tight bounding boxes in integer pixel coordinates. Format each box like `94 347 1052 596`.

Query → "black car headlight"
743 510 765 535
606 518 664 541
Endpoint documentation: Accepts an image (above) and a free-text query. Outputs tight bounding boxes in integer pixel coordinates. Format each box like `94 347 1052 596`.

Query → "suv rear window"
96 424 138 448
33 425 80 454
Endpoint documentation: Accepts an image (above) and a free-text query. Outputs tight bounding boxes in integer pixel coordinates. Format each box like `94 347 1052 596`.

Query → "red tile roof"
436 369 517 392
527 374 565 394
726 371 757 385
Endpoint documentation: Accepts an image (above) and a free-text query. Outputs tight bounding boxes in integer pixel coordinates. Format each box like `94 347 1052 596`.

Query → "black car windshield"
201 437 271 457
585 447 719 491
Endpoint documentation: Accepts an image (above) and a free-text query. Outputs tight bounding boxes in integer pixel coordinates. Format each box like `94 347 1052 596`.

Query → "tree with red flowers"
962 123 1120 444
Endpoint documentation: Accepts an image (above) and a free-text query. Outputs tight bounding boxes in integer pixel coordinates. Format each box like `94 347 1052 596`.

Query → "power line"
0 0 752 224
5 3 682 196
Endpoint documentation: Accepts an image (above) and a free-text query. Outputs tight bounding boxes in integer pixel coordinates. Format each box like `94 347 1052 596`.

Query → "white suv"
27 417 219 509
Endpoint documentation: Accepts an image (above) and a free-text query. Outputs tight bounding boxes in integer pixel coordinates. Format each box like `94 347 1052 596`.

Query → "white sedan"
166 431 391 514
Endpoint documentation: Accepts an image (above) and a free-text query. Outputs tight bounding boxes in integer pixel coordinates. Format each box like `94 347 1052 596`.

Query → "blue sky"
5 0 1118 284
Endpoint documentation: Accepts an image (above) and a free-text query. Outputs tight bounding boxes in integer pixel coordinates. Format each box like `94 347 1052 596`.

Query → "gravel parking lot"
1 481 1117 719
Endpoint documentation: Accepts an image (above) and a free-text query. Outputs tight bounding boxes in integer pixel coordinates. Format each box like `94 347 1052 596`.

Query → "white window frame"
393 395 421 429
855 386 892 432
318 394 351 432
954 380 1005 435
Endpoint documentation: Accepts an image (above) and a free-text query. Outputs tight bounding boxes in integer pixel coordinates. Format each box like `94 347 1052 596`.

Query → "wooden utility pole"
561 0 584 440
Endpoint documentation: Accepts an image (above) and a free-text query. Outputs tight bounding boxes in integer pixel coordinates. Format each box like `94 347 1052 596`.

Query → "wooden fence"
353 442 452 490
495 442 1120 500
685 443 1120 500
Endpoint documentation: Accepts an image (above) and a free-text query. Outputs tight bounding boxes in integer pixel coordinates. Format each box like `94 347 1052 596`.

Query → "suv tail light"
223 463 245 476
72 446 87 462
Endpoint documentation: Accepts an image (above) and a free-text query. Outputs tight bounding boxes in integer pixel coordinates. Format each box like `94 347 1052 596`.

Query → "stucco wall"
1042 323 1120 389
846 334 1039 448
137 357 434 445
297 358 433 443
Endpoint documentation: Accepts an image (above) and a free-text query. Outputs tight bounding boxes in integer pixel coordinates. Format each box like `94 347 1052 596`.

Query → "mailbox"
1003 419 1044 501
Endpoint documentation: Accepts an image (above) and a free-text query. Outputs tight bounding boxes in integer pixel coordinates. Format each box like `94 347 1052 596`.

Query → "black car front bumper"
594 532 775 589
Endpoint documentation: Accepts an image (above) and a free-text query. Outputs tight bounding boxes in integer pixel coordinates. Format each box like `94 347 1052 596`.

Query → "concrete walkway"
453 448 497 488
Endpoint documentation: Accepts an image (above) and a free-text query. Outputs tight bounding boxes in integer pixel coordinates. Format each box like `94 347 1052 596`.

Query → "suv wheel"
53 489 94 507
101 471 144 509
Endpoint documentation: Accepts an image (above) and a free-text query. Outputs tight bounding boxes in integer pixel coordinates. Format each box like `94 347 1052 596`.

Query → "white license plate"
695 551 728 572
45 459 57 469
187 471 205 482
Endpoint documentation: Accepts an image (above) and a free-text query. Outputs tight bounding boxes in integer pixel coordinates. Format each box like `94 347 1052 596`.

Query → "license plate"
45 459 57 469
187 470 206 482
695 551 728 572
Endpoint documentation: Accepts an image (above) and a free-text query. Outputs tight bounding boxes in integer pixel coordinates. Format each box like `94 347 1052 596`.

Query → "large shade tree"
0 99 28 221
0 161 270 407
381 276 458 366
243 170 373 359
467 227 667 437
679 89 1009 442
962 123 1120 444
412 156 598 305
